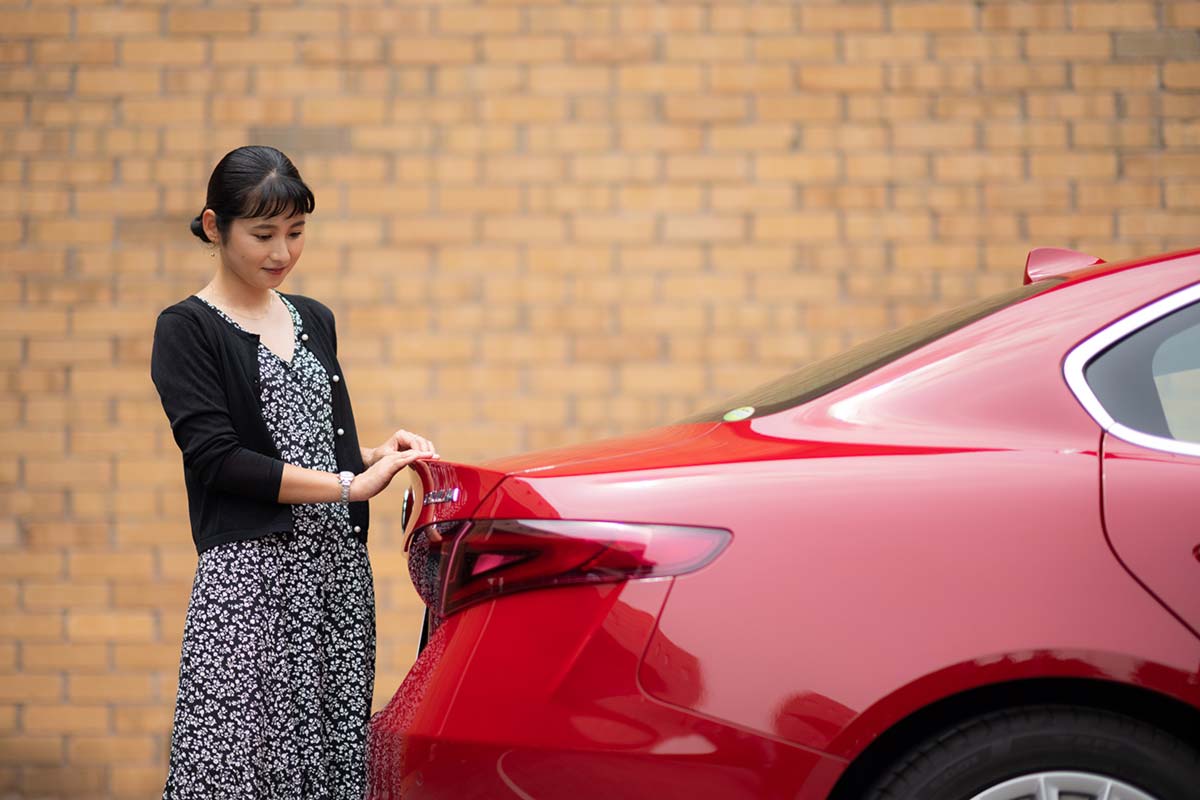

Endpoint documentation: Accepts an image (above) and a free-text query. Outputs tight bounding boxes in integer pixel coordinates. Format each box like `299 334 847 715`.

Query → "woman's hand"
366 428 437 467
348 450 424 502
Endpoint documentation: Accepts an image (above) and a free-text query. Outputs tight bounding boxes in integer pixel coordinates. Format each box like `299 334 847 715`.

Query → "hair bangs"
238 173 315 222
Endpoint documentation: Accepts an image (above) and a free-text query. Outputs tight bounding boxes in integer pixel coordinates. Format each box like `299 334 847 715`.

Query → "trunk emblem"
423 487 461 506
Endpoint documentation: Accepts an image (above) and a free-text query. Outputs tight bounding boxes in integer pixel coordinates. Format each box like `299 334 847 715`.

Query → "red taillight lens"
444 519 732 616
407 519 731 619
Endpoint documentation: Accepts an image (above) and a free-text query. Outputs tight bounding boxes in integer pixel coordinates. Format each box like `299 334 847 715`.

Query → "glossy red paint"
1102 433 1200 637
369 249 1200 799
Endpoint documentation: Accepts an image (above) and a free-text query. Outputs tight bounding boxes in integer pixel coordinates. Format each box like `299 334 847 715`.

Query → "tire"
863 705 1200 800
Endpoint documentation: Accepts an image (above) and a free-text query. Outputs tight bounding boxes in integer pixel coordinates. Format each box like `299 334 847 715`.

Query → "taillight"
406 519 731 620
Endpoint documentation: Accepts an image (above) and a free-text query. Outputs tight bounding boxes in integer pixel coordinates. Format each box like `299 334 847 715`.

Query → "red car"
367 247 1200 800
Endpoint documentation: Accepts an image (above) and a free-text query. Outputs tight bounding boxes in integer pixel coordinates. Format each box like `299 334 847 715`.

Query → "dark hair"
190 145 315 244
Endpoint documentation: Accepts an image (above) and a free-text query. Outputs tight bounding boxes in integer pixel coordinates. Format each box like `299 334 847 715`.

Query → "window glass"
1085 300 1200 445
682 279 1063 424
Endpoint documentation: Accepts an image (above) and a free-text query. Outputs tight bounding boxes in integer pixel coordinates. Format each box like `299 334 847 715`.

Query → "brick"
69 552 155 581
754 35 839 61
985 121 1069 148
754 213 840 241
24 705 109 734
1115 31 1200 59
34 40 116 66
69 735 155 765
529 66 610 94
797 65 883 91
0 736 61 766
257 8 340 33
711 185 795 211
893 3 975 30
0 11 71 36
1164 63 1200 88
76 69 160 97
0 674 61 702
894 121 977 149
711 64 793 92
982 63 1068 89
21 765 107 795
800 5 884 30
572 214 655 242
1070 2 1158 29
481 96 567 122
573 36 656 63
1168 2 1200 25
1074 64 1159 89
710 124 795 150
664 35 751 62
80 9 162 35
113 765 167 796
69 674 156 703
662 215 746 242
483 36 566 63
1026 33 1113 61
756 154 840 181
212 38 295 65
846 154 930 181
982 2 1067 29
168 8 252 34
121 39 207 66
439 6 520 33
667 155 748 181
23 643 108 672
1027 92 1117 118
664 95 747 122
211 97 296 126
1030 152 1118 178
845 34 927 62
709 4 793 31
936 34 1022 60
389 36 475 65
619 65 703 93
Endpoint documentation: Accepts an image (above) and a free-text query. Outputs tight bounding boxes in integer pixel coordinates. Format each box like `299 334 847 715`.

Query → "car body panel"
367 580 847 799
1101 432 1200 638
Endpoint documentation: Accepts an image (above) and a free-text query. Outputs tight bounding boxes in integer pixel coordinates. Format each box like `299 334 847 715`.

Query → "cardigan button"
331 375 340 383
300 333 309 342
336 428 345 436
353 526 362 534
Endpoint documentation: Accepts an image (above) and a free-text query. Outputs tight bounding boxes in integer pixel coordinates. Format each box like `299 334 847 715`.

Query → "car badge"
423 487 461 506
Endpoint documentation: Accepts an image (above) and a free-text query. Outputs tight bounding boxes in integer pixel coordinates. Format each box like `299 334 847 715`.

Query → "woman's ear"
201 209 221 246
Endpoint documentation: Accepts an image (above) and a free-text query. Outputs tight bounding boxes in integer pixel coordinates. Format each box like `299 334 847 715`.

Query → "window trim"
1063 281 1200 458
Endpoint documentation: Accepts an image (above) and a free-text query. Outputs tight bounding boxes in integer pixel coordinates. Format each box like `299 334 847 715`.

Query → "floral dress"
163 293 376 800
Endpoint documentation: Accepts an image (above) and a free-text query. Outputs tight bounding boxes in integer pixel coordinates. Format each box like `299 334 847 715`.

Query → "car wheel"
863 705 1200 800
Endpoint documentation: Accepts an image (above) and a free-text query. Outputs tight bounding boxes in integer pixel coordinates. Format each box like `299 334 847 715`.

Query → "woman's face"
205 210 306 290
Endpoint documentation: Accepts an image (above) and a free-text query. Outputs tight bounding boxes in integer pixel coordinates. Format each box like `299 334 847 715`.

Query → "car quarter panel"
367 579 848 799
486 449 1200 768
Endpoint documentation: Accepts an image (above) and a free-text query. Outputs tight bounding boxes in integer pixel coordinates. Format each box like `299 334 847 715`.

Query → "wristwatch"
337 471 355 504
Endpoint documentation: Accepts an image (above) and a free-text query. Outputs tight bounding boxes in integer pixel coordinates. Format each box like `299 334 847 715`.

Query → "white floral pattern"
163 293 375 800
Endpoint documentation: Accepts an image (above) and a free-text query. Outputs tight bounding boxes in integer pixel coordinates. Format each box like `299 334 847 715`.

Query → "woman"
150 145 435 798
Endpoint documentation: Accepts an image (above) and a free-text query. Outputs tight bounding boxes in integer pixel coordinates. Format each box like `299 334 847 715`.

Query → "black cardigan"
150 292 368 553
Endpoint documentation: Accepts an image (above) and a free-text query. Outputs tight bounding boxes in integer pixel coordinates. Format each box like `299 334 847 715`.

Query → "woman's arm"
152 310 286 501
360 445 378 468
278 463 345 504
279 451 422 503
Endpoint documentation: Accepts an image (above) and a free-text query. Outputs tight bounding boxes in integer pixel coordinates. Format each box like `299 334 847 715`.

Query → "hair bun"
190 214 211 243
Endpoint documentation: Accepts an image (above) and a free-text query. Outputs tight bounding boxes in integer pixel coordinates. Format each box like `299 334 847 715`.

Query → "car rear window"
682 278 1065 423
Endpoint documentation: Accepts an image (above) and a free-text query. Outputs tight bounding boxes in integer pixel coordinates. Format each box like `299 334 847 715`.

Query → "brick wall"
2 0 1199 795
